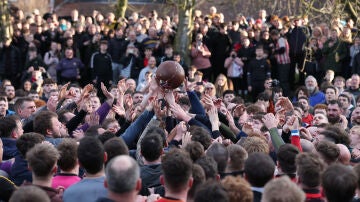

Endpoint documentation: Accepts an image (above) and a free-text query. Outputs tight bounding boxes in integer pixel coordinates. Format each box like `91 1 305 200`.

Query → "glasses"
205 87 214 90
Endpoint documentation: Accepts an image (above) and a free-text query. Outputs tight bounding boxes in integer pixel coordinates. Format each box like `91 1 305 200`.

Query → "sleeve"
219 123 237 142
269 127 285 153
67 110 87 136
120 110 155 147
188 91 206 115
290 129 303 152
77 102 112 132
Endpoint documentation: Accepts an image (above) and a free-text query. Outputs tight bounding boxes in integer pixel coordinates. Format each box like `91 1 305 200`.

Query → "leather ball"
155 61 185 89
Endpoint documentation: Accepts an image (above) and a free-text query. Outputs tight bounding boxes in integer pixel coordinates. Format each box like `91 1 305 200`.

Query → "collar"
251 186 265 193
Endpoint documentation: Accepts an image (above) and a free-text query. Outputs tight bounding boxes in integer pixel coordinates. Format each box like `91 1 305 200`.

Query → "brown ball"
155 61 185 89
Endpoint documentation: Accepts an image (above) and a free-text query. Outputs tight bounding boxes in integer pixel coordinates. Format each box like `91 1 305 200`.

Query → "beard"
351 117 360 126
328 115 340 124
306 86 315 93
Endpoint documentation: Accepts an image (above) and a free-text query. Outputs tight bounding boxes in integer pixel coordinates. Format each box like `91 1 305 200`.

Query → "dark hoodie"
140 164 162 196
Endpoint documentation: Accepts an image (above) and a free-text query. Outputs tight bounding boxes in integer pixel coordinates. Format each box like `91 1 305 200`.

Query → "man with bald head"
337 144 351 165
300 139 315 153
97 155 142 202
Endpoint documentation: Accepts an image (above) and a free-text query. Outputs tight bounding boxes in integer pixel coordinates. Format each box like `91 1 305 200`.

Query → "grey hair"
105 155 140 194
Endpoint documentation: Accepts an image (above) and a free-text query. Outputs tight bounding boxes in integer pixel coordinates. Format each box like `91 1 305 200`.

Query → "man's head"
161 149 193 193
196 155 218 180
16 132 44 157
338 93 351 109
337 144 351 165
132 91 143 104
125 78 136 92
194 181 229 202
314 104 328 115
27 143 59 180
65 47 74 59
315 141 340 165
140 134 163 162
206 143 228 174
0 116 23 139
255 45 264 58
298 96 310 113
4 85 15 100
148 56 156 69
351 74 360 89
334 76 345 90
325 86 338 103
9 186 51 202
296 152 325 188
244 152 275 187
305 76 318 93
351 107 360 126
57 139 78 172
322 164 357 202
0 96 8 117
14 97 36 119
99 40 108 53
42 79 56 95
78 136 106 175
262 176 305 202
221 176 253 202
105 155 141 196
226 144 248 173
223 90 235 105
327 100 343 124
277 144 299 174
33 111 62 138
312 113 328 126
239 136 269 154
104 138 129 164
190 126 212 150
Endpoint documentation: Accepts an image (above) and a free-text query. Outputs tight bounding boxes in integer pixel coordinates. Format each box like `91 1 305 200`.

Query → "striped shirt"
275 37 291 64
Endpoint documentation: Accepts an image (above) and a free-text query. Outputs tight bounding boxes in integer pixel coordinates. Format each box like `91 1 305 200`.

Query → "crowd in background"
1 5 360 202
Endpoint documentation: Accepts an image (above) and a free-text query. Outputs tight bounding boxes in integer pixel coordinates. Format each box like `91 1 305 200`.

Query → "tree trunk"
116 0 128 19
174 0 194 66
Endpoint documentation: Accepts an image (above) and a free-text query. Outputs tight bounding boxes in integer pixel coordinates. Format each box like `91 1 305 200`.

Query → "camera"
231 54 236 58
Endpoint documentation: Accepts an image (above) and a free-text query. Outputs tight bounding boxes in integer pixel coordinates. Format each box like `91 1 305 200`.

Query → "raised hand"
262 113 279 130
87 112 100 126
153 99 167 120
112 104 126 117
207 106 219 131
72 129 84 141
275 97 294 112
58 82 70 100
101 82 114 100
233 104 245 118
169 103 191 122
117 78 127 95
47 95 58 112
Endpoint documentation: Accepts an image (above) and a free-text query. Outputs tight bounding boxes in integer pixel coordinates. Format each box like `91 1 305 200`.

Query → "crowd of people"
1 4 360 202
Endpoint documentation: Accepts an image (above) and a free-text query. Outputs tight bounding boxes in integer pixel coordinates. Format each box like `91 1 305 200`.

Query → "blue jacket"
120 110 155 149
309 89 325 107
1 138 18 160
10 155 32 186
